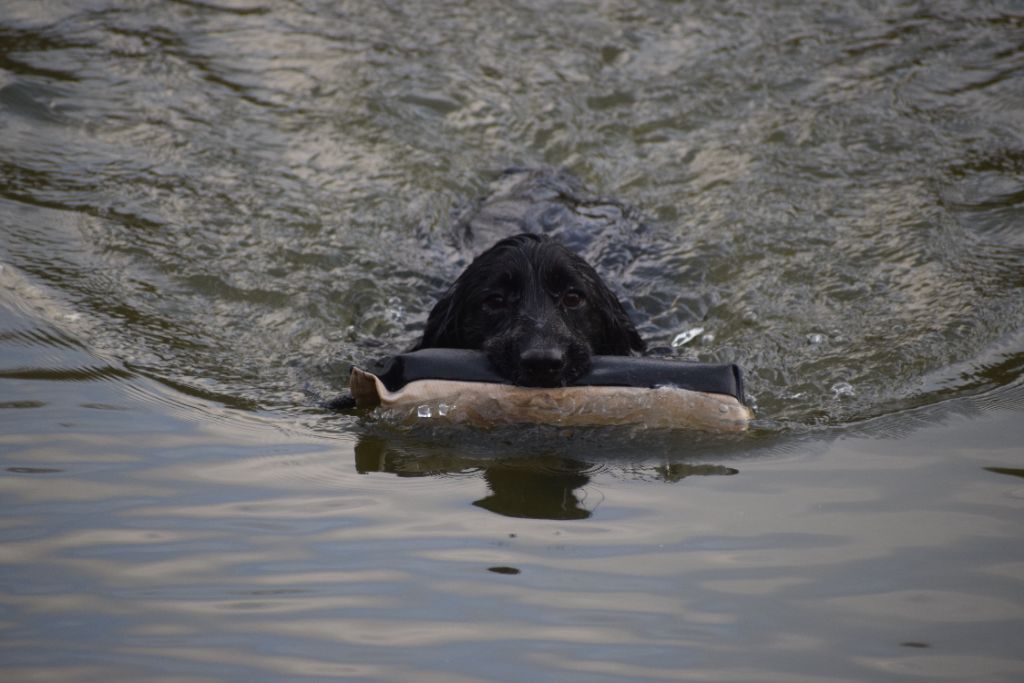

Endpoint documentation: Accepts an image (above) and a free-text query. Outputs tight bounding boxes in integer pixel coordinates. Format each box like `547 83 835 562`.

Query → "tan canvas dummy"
349 349 753 432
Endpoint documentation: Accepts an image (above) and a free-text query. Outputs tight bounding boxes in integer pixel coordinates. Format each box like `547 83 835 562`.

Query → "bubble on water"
386 296 405 323
437 402 450 416
671 327 704 348
63 312 82 322
417 404 431 418
807 333 825 345
831 382 855 398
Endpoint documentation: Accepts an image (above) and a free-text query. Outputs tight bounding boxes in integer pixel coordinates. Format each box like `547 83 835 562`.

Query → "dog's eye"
482 293 506 310
562 290 585 308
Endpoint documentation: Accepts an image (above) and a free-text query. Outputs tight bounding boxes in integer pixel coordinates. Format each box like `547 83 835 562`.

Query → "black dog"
412 233 645 387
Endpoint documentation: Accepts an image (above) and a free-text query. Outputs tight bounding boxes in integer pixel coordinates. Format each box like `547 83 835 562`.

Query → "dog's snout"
519 347 566 384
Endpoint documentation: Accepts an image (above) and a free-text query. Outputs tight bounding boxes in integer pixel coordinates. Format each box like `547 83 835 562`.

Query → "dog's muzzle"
518 347 567 387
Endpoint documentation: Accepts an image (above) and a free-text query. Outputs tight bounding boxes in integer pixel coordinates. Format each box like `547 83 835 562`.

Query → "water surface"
2 1 1023 680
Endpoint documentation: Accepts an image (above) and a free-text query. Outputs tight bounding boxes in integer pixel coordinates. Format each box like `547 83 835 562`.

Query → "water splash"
671 327 705 348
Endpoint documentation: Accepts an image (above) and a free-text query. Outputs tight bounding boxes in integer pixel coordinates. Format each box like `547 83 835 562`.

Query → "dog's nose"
520 348 566 377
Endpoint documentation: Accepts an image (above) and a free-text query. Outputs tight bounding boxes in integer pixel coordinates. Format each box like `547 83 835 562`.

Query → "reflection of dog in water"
354 438 592 519
354 437 740 520
473 459 593 519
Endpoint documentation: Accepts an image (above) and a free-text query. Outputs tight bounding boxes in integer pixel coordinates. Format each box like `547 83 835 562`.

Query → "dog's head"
414 234 646 387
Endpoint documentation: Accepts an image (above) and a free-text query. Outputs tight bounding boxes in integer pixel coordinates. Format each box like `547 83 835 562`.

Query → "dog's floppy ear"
592 282 646 355
412 283 463 350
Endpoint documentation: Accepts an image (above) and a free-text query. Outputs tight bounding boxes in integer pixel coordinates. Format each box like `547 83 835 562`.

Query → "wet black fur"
413 233 645 387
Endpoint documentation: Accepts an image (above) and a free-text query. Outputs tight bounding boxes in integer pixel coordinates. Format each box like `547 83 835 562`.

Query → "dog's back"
453 168 645 276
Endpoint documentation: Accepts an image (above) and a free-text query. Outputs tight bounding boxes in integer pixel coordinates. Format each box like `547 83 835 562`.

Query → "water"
2 1 1023 680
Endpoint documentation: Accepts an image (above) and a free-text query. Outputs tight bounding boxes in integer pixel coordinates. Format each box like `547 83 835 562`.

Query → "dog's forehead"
537 246 591 286
523 246 582 287
538 259 580 290
469 237 590 290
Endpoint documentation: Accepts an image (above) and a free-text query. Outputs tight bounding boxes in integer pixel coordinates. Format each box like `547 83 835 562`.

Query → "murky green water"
2 1 1023 681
